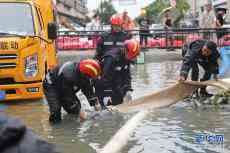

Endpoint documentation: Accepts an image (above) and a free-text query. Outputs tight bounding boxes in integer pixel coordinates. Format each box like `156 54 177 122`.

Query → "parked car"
148 37 183 48
148 32 185 48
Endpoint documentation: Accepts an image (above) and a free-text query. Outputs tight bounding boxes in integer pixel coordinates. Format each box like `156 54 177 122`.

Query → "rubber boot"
49 112 61 124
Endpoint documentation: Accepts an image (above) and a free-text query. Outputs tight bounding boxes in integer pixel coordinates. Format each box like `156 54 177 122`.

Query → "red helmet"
110 14 123 26
79 59 101 78
124 39 140 60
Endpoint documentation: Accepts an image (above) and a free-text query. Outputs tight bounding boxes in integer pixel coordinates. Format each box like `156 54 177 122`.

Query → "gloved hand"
103 97 112 106
123 91 132 102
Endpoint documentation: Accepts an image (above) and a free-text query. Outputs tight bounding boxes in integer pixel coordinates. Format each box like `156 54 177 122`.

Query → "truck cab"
0 0 57 101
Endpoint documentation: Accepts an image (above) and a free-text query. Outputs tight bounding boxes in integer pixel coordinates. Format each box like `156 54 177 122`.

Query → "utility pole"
227 0 230 23
192 0 197 17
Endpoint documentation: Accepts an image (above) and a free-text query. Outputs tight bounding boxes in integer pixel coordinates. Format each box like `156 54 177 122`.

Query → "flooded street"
1 50 230 153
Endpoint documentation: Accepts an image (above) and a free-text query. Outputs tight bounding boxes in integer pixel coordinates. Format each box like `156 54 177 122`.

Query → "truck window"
0 3 35 36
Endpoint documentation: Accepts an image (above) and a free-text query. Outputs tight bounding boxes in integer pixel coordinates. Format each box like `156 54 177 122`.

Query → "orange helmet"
124 39 140 60
110 14 123 26
79 59 101 78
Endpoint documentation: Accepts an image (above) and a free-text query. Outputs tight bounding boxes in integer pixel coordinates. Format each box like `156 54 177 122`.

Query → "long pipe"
100 110 148 153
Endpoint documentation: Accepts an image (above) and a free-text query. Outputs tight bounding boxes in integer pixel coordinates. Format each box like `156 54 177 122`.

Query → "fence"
57 28 230 50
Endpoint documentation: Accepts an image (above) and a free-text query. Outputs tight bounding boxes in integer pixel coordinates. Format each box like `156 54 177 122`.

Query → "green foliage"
136 0 190 27
173 0 190 27
211 90 230 106
95 1 117 24
144 0 169 22
175 0 190 14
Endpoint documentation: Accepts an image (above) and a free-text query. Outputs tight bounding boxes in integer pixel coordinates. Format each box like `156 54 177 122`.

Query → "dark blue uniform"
180 40 220 95
95 48 132 107
95 31 131 61
43 61 97 123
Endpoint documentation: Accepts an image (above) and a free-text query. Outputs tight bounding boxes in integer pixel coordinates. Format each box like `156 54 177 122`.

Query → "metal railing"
57 28 230 50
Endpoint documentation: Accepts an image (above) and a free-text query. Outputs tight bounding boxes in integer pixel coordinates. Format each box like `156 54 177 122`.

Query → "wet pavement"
1 49 230 153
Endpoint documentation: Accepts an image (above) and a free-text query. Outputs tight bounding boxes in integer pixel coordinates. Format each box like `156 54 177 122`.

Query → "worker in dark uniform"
95 14 131 61
95 39 140 108
43 59 101 124
0 114 59 153
179 39 220 97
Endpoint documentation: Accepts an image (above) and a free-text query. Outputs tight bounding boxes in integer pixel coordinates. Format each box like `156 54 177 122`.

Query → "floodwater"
1 53 230 153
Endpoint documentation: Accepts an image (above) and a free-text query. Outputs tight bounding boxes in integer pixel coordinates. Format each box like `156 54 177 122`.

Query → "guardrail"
57 28 230 50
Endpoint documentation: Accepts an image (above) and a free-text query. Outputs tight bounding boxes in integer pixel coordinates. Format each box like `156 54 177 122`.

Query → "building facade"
56 0 88 27
187 0 228 16
212 0 227 7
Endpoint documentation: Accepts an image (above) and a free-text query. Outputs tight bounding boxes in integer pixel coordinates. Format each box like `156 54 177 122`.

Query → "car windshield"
0 3 34 36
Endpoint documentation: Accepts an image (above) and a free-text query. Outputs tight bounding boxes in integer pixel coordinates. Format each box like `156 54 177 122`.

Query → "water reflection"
132 62 180 99
123 106 229 153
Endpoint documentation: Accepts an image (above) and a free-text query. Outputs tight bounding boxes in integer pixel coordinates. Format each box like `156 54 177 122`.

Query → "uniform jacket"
95 31 131 61
46 61 96 101
180 40 220 78
99 47 132 93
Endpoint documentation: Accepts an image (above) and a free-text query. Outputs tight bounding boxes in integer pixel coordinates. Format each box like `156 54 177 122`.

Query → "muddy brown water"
1 51 230 153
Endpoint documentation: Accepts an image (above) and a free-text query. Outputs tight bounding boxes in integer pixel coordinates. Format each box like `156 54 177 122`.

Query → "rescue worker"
95 14 131 61
95 39 140 108
179 39 220 97
0 114 59 153
43 59 101 124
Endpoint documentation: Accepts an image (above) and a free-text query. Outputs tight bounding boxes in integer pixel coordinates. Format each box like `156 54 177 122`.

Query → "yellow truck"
0 0 58 101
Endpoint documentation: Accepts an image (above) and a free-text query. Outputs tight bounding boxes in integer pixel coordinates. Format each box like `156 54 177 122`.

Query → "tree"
173 0 190 27
136 0 190 27
144 0 169 23
96 0 117 24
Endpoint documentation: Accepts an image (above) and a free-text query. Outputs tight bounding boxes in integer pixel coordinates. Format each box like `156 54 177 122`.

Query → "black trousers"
140 30 149 46
43 81 81 117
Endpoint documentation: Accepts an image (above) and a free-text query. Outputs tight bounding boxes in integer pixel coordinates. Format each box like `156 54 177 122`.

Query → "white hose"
100 110 148 153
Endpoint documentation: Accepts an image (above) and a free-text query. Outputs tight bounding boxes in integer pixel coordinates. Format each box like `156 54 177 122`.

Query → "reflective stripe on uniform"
45 73 52 84
115 65 128 71
104 42 113 45
104 89 112 93
116 42 124 46
115 66 122 71
73 86 79 91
